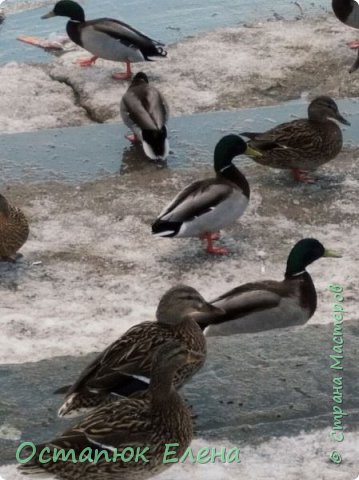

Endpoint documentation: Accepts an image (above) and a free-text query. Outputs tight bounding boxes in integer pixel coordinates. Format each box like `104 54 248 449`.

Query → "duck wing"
40 399 152 455
157 179 234 223
86 18 166 56
211 281 283 319
122 85 169 130
242 119 323 158
62 322 170 397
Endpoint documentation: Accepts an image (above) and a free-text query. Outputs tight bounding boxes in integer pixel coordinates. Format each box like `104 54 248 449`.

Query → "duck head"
285 238 341 277
214 135 262 173
308 96 350 126
156 285 224 325
42 0 85 21
130 72 150 87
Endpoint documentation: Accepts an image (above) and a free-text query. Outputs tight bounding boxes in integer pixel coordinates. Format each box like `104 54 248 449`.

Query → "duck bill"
335 113 350 126
323 249 342 258
245 145 262 157
41 10 56 19
186 349 205 364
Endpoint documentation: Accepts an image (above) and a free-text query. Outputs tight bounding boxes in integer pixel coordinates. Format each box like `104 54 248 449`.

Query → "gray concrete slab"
0 322 358 465
0 98 358 184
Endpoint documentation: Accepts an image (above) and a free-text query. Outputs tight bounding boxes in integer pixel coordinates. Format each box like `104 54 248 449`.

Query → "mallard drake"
332 0 359 72
55 285 223 417
0 194 29 262
196 238 341 336
120 72 169 160
19 341 199 480
151 135 262 255
241 96 350 183
41 0 167 80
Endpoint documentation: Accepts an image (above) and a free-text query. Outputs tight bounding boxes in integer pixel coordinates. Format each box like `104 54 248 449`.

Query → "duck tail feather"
142 126 168 160
152 219 181 237
155 45 167 57
53 384 71 394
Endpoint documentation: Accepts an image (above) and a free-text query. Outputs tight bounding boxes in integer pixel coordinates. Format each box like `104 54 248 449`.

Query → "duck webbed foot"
125 133 140 143
200 233 229 255
348 40 359 50
112 61 132 80
75 55 98 67
291 169 316 184
200 232 220 241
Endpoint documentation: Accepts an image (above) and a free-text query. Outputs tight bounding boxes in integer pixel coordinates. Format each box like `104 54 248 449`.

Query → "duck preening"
241 96 350 183
151 135 262 255
120 72 169 160
41 0 167 80
0 194 29 262
19 341 198 480
54 285 223 417
196 239 341 336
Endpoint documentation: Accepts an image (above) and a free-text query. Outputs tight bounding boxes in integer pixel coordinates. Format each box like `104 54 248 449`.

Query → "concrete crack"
48 71 104 124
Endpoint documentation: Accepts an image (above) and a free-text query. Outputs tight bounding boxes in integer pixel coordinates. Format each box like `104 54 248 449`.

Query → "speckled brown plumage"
18 342 197 480
0 194 29 260
241 96 350 175
56 285 223 417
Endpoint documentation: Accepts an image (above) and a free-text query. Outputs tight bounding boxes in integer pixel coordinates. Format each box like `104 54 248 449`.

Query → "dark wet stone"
1 322 358 465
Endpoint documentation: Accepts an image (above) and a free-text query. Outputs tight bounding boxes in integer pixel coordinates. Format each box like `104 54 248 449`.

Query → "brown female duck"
19 341 199 480
0 194 29 262
55 285 223 417
241 96 350 183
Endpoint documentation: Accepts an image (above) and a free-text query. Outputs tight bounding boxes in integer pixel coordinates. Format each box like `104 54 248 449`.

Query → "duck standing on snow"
241 96 350 183
0 194 29 262
54 285 223 417
196 239 341 336
41 0 167 80
120 72 169 160
332 0 359 71
18 342 198 480
152 135 262 255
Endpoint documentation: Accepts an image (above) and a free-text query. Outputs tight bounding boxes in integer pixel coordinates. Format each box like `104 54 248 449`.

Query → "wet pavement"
1 322 358 465
0 0 328 64
1 98 358 184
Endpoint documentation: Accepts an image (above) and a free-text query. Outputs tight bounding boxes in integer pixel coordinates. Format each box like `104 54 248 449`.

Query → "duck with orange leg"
152 135 262 255
241 96 350 184
120 72 169 160
41 0 167 80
